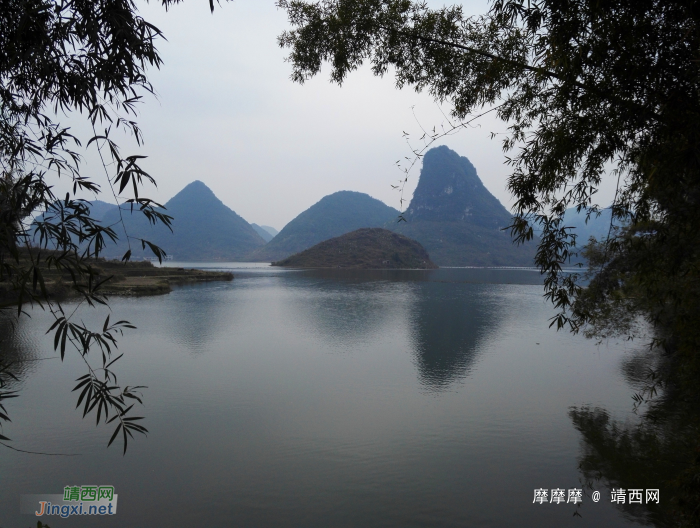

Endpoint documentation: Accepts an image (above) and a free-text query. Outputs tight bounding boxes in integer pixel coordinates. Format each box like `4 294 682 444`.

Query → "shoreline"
0 258 234 300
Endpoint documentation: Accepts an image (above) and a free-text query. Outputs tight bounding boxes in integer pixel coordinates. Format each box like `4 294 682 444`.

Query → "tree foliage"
0 0 209 453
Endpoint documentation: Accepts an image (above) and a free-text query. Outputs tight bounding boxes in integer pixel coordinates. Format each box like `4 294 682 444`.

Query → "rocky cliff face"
391 146 535 267
405 146 512 229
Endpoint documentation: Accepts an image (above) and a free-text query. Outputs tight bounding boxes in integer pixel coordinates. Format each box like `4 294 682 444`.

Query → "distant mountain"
251 223 275 243
390 146 535 266
273 228 437 269
247 191 400 262
559 207 621 264
33 199 117 224
259 225 278 237
87 200 119 221
30 199 119 248
101 181 266 261
563 207 614 245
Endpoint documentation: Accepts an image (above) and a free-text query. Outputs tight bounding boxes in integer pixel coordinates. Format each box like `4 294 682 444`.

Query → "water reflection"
0 314 44 442
282 269 506 392
284 275 413 350
570 347 700 527
293 268 439 283
0 315 41 384
1 268 651 528
161 283 230 353
409 282 501 391
619 348 663 393
293 267 545 285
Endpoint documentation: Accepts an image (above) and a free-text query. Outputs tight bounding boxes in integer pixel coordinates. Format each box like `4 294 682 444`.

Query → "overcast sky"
68 0 618 230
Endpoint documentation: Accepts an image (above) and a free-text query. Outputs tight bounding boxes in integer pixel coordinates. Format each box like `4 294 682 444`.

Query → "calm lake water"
1 265 652 527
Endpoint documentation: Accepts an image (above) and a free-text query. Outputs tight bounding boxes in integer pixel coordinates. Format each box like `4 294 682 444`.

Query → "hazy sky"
66 0 618 230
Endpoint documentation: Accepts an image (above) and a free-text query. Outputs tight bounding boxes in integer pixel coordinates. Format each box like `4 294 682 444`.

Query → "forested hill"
100 181 266 261
390 146 536 267
246 191 400 262
272 228 437 269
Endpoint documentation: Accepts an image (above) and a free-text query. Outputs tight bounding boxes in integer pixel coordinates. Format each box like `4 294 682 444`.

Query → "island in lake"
272 228 437 269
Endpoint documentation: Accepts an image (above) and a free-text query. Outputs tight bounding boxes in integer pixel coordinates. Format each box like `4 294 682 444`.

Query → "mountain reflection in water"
409 281 501 391
0 266 648 528
278 268 533 391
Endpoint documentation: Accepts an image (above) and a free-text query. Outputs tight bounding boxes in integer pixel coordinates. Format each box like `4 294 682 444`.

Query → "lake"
1 265 653 527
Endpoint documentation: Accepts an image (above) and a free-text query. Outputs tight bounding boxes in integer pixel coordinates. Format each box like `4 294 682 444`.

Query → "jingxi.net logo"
21 485 118 518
